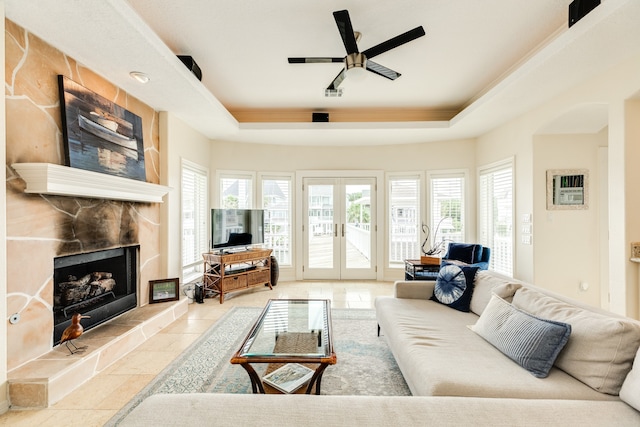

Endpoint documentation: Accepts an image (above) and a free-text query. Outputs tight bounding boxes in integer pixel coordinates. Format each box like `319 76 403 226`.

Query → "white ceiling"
6 0 640 146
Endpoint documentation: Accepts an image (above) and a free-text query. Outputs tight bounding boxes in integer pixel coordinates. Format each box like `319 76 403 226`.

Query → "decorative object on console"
58 75 146 181
421 218 451 257
431 264 478 312
149 278 180 304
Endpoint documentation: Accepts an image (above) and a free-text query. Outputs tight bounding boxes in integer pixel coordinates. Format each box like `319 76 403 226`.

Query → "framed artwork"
546 169 589 210
58 75 146 181
149 278 180 304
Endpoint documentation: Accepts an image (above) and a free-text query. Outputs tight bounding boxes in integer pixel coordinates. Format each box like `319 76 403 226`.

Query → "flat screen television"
211 209 265 251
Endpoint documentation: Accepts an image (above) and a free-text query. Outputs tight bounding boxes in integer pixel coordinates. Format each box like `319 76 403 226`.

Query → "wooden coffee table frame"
230 299 336 395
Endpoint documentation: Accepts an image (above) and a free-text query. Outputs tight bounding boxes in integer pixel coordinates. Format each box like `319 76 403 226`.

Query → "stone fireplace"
53 245 138 345
5 20 165 373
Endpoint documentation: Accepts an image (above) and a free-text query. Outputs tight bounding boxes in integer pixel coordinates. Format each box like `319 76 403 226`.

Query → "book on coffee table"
263 363 314 394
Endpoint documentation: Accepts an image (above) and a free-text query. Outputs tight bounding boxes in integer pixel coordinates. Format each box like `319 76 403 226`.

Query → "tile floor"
0 280 393 427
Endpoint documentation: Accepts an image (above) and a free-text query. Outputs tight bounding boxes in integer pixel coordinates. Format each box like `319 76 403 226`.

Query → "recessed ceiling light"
129 71 150 84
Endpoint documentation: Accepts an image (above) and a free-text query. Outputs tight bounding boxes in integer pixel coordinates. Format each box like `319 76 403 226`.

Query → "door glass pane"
308 184 334 268
345 184 371 268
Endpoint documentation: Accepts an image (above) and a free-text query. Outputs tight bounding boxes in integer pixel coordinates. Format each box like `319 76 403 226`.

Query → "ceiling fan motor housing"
346 52 367 70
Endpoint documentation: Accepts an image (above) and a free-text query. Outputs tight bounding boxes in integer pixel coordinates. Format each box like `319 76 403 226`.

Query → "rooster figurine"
60 313 90 355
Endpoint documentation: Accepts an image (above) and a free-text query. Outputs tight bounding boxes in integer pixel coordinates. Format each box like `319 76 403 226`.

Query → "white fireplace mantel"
12 163 171 203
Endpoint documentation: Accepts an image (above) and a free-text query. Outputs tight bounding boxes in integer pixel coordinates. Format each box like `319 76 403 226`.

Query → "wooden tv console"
202 249 272 303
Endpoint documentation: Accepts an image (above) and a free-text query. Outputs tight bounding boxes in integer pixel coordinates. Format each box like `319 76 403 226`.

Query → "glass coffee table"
230 299 336 394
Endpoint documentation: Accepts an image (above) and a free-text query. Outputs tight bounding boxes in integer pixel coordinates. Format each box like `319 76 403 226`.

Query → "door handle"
334 224 338 237
342 224 345 237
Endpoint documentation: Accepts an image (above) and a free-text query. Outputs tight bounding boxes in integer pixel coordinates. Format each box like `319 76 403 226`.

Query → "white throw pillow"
620 346 640 411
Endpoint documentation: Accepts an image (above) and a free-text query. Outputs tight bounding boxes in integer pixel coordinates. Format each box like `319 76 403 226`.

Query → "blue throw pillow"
431 264 479 312
446 243 482 264
471 295 572 378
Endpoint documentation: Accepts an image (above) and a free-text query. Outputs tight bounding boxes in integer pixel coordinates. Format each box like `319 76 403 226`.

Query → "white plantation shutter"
182 161 208 279
388 176 421 266
262 177 292 266
220 175 253 208
430 174 464 245
479 161 513 276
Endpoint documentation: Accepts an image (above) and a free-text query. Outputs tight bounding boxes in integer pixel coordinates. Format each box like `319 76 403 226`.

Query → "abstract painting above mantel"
58 75 146 181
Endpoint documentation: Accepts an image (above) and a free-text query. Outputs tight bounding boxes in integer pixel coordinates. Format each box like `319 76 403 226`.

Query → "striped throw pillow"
471 294 571 378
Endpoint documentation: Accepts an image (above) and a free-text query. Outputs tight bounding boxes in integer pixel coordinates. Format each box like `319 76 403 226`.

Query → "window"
388 176 421 266
262 176 292 266
182 160 208 281
478 160 513 276
219 173 254 208
429 172 465 249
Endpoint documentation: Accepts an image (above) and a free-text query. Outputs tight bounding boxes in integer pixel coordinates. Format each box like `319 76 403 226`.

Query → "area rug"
106 307 410 426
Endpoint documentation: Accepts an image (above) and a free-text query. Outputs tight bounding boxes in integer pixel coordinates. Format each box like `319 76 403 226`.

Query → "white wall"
477 53 640 318
209 139 477 172
532 131 606 306
159 112 211 281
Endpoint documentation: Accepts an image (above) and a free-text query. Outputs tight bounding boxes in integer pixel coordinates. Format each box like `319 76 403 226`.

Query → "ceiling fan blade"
362 26 425 59
288 57 344 64
366 60 401 80
333 10 359 54
327 68 347 91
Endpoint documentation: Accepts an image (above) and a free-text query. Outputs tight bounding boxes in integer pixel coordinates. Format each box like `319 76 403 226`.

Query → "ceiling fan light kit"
288 9 425 94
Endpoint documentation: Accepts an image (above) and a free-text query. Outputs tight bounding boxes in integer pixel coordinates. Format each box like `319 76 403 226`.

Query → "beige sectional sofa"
119 270 640 426
374 270 640 422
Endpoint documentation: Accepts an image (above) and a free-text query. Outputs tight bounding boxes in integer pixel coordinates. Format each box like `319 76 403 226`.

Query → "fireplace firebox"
53 245 138 345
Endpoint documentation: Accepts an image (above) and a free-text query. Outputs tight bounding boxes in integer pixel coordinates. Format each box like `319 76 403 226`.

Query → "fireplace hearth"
53 245 138 345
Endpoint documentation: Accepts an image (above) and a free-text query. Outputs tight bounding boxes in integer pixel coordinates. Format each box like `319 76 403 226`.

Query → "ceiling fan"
288 10 425 94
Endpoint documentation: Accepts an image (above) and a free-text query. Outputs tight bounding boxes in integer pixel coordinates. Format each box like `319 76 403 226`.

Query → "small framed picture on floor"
149 278 179 304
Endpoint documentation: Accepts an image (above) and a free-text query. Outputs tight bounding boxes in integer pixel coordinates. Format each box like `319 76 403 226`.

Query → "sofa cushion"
446 243 482 264
511 287 640 395
431 264 478 312
619 346 640 411
471 294 571 378
470 270 522 316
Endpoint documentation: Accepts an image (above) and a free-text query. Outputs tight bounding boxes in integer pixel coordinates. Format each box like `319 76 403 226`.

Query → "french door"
303 177 376 279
